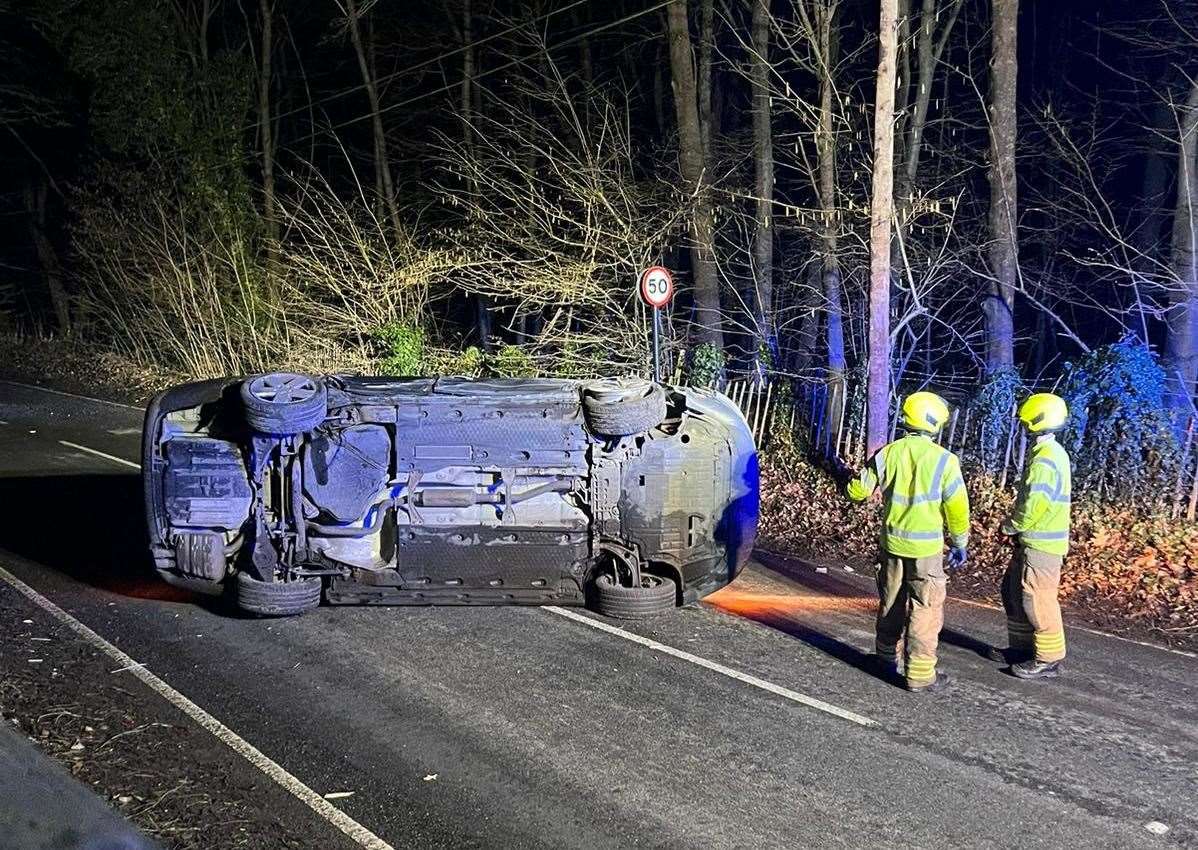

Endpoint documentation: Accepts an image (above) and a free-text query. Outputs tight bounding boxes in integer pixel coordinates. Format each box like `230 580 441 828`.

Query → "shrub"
491 344 538 378
372 322 424 376
970 367 1024 472
686 342 725 388
1059 337 1179 505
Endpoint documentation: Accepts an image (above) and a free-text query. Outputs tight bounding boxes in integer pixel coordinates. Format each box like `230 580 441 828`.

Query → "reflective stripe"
875 452 886 485
928 451 950 500
1022 529 1069 541
942 477 963 499
906 656 937 682
1035 458 1060 475
887 527 943 540
1028 483 1072 504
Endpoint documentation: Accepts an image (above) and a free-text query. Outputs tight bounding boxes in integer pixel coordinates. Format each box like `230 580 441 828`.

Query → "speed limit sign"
639 266 674 308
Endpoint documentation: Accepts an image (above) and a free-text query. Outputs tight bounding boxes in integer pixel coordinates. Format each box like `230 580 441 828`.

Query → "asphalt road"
0 380 1194 849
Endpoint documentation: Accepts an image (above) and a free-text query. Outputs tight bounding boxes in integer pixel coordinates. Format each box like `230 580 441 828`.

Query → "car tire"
582 379 667 437
235 572 322 617
240 373 327 435
589 572 677 619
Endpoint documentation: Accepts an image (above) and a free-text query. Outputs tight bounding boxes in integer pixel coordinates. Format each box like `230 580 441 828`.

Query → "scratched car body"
143 374 758 618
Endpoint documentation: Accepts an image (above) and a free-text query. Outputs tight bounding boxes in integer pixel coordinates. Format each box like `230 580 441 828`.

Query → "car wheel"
582 378 667 437
235 572 322 617
240 373 328 435
589 572 677 619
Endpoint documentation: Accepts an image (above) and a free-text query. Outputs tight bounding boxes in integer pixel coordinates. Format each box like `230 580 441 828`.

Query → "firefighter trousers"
875 553 946 689
1002 545 1066 663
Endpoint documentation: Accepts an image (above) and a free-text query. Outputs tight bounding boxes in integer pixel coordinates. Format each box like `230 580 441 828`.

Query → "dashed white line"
0 379 143 411
0 563 396 850
544 605 877 727
58 440 141 470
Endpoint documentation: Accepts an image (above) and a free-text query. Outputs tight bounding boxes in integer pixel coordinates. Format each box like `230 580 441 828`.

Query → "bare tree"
1166 77 1198 406
340 0 402 241
257 0 279 288
867 0 899 453
749 0 774 352
985 0 1018 372
666 0 725 351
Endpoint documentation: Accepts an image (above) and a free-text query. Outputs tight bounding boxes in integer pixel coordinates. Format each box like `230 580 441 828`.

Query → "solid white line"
0 379 143 411
0 563 395 850
58 440 141 470
543 606 877 727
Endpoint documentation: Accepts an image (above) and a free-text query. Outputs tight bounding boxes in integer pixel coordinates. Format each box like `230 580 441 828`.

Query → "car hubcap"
250 374 318 404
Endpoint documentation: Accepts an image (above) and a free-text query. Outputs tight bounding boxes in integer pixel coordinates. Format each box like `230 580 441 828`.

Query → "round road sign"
639 266 674 308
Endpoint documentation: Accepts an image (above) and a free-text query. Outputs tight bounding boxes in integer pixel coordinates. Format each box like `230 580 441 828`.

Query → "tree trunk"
1166 79 1198 409
23 180 70 334
698 0 714 159
985 0 1018 373
345 0 402 241
867 0 899 455
814 1 845 423
458 0 492 347
750 0 774 356
666 0 724 350
257 0 278 292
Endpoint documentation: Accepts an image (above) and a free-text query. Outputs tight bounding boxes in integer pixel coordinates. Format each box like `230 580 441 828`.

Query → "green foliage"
446 345 484 376
1059 338 1179 503
372 322 425 376
971 367 1024 472
490 344 538 378
48 0 256 239
686 343 725 388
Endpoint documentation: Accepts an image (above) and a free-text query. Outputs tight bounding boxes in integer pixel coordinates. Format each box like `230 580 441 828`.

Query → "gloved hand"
947 546 968 570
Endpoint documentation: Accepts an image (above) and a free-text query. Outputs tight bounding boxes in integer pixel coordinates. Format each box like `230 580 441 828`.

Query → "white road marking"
106 427 143 436
0 564 396 850
0 379 143 411
544 606 877 727
58 440 141 470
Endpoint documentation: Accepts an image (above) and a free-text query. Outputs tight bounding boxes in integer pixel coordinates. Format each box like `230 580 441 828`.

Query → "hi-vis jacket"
847 433 970 558
1004 435 1072 556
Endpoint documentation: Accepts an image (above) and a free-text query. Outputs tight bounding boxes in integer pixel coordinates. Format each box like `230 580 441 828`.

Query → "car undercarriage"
144 374 758 618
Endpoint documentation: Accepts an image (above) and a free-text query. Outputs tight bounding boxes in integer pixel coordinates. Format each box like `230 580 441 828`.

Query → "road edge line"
59 440 141 470
0 564 396 850
543 605 877 727
0 379 144 411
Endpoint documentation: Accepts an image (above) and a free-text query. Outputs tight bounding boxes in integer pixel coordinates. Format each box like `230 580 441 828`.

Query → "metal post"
651 307 662 383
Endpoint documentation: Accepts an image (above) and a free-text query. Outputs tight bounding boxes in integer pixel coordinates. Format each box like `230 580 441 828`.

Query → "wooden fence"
716 376 1198 521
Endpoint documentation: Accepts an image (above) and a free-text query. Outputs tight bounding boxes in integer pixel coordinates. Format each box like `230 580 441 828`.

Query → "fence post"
1173 418 1195 519
998 403 1018 489
946 408 959 452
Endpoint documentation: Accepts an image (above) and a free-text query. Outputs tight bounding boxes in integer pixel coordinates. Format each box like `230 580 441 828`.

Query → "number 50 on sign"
639 266 674 308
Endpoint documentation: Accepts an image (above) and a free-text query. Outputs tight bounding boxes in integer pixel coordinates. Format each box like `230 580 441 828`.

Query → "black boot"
987 646 1033 665
1011 658 1063 679
907 671 951 693
872 654 899 679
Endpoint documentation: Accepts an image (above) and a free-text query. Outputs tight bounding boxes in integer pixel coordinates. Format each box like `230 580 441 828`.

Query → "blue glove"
947 546 968 570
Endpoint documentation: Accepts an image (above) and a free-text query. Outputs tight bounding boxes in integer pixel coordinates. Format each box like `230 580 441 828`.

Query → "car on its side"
143 373 758 618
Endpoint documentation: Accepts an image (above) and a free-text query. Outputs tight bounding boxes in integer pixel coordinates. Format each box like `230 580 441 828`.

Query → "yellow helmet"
1019 393 1068 433
901 391 950 434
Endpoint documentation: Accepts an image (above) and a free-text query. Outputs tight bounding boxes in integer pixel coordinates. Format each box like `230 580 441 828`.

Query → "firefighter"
847 391 970 693
995 393 1072 680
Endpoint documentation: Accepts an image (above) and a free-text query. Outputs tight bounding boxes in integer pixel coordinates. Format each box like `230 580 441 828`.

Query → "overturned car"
143 374 758 618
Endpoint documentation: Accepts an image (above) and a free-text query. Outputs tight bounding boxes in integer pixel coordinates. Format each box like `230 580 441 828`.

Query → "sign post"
638 266 675 383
